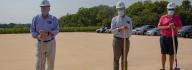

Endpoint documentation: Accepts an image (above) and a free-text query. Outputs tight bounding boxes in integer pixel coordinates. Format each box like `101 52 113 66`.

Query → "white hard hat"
116 1 125 9
167 2 176 9
40 0 50 7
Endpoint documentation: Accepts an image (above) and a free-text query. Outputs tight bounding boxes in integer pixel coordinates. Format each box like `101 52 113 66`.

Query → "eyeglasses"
167 8 175 11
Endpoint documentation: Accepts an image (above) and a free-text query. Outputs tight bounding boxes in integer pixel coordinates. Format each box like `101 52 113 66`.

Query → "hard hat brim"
40 5 50 7
116 7 125 9
167 7 175 9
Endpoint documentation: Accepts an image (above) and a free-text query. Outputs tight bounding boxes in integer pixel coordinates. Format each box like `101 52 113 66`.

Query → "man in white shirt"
111 1 133 70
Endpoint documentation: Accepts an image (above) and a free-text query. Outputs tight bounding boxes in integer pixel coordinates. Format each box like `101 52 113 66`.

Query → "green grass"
60 26 100 32
0 28 29 34
0 26 100 34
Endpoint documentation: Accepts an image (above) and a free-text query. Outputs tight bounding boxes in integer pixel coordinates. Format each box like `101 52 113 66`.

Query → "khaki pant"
113 37 130 70
36 39 56 70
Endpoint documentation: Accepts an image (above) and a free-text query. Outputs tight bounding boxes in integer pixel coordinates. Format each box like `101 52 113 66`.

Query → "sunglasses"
167 8 175 11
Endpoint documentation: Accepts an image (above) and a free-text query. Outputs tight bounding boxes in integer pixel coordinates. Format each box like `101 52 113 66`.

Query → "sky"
0 0 185 24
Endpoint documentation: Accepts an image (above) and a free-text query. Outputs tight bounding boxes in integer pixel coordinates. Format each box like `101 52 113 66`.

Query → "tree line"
59 0 192 27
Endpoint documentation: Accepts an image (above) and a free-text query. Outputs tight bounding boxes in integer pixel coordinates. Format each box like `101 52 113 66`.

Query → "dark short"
160 36 178 55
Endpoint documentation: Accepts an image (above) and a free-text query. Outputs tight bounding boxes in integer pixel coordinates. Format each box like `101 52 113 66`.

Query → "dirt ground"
0 32 191 70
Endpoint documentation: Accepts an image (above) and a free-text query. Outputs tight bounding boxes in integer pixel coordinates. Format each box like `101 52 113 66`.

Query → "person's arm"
129 18 133 36
175 16 183 30
158 26 170 29
111 18 119 33
30 16 47 41
111 17 128 33
157 16 170 29
49 17 59 36
30 16 39 39
129 18 133 32
167 16 183 31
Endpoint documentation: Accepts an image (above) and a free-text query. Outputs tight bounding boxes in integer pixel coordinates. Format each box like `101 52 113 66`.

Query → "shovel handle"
123 30 126 70
171 28 178 67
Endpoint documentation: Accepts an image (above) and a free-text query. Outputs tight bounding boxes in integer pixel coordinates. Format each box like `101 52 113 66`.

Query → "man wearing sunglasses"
111 1 133 70
158 2 182 70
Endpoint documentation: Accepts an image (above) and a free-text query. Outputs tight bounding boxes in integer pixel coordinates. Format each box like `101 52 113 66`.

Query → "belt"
114 36 129 39
161 36 177 38
38 38 54 42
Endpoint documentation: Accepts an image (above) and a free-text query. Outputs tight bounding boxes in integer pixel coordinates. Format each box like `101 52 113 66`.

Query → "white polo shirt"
111 16 133 38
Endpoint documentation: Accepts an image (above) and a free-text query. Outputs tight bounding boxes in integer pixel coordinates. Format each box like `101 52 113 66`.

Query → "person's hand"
38 30 48 41
118 26 128 32
169 23 175 29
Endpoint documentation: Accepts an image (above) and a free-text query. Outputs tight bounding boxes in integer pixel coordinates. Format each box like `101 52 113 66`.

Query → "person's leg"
160 36 167 70
161 54 166 69
46 40 56 70
121 38 130 70
36 42 46 70
169 55 174 70
113 37 123 70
